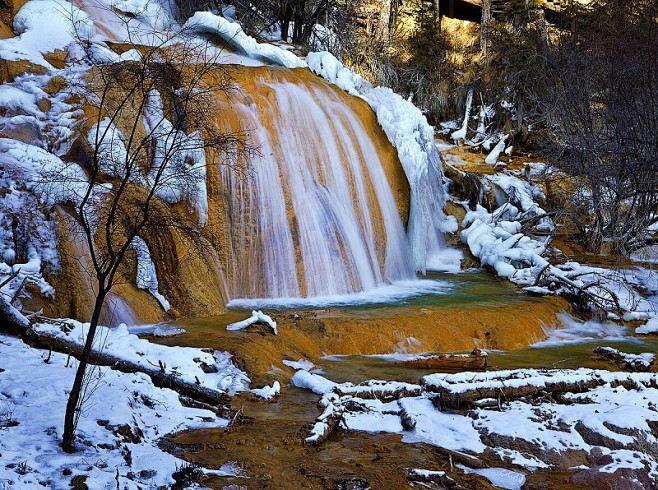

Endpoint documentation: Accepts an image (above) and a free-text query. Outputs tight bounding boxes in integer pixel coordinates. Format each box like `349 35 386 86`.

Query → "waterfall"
214 68 418 300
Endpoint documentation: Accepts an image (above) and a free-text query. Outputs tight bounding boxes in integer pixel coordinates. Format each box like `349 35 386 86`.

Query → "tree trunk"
481 0 492 54
433 0 441 33
61 290 106 453
377 0 392 41
517 95 525 133
281 2 293 42
292 0 306 43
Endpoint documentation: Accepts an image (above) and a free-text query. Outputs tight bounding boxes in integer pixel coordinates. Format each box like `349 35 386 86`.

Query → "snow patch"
32 320 250 393
131 236 170 311
226 310 278 335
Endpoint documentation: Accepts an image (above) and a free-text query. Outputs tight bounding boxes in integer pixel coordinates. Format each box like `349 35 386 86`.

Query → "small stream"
156 271 658 489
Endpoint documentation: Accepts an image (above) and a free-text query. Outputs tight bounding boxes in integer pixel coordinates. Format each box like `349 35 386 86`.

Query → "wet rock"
43 49 68 69
105 423 144 444
575 421 625 451
334 477 369 489
572 467 651 489
0 117 40 143
408 468 465 489
0 59 47 84
69 475 88 490
42 75 67 96
36 98 51 113
0 20 11 39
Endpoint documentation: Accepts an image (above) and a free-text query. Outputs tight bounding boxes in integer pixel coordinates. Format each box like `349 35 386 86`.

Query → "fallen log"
593 346 658 373
393 349 487 371
22 324 233 411
333 380 422 402
442 161 483 211
423 368 658 411
305 403 343 445
0 294 30 334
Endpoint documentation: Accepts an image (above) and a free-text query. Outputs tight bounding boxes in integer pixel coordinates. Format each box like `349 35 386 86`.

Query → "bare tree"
543 0 658 255
56 19 251 452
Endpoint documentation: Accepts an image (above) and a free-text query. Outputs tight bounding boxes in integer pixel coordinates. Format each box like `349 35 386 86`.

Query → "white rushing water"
228 279 451 309
220 76 432 300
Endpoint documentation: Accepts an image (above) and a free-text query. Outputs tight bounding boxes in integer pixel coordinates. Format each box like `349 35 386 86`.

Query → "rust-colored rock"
0 19 12 39
0 58 48 84
43 75 67 96
43 49 68 69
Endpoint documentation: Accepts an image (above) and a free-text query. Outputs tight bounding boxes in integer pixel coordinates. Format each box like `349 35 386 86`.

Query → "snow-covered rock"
184 12 306 68
227 310 278 335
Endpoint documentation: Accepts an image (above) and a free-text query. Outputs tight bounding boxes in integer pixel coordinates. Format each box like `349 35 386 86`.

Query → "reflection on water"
318 330 658 386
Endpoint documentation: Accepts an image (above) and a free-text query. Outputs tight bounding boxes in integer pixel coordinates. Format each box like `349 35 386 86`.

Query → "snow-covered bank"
457 168 658 331
32 320 250 394
290 365 658 484
0 333 244 488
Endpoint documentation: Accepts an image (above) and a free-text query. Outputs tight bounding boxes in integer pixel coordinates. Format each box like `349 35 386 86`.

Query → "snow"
425 247 464 273
399 396 486 453
409 468 446 479
0 136 92 306
460 170 658 326
127 323 185 337
637 317 658 335
142 89 209 226
484 135 507 165
594 347 655 370
226 310 278 335
293 367 658 481
282 358 315 371
0 333 244 488
32 320 250 394
458 465 526 490
291 370 337 395
461 203 549 285
0 0 95 67
344 406 405 434
131 236 170 311
422 368 658 395
0 85 40 113
251 380 281 400
450 89 472 143
88 118 129 179
184 12 306 68
0 138 90 207
111 0 177 31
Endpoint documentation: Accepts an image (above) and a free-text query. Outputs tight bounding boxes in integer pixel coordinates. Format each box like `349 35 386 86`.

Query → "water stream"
153 272 658 488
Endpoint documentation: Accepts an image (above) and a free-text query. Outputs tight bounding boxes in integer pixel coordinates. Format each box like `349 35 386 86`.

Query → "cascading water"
213 68 425 301
0 0 453 319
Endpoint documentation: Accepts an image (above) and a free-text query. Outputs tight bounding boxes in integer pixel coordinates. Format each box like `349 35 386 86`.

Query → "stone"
0 58 48 84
